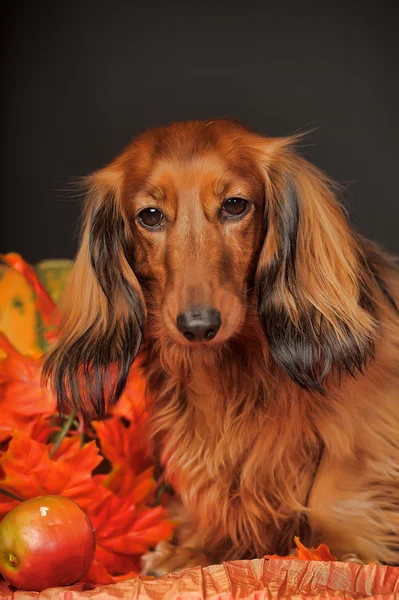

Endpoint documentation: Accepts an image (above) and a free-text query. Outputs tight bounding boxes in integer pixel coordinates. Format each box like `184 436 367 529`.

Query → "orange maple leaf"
111 357 149 424
0 334 56 442
294 536 336 561
0 432 106 518
81 560 138 585
93 415 156 503
93 415 152 473
264 536 337 561
99 465 156 504
88 492 175 575
90 416 175 576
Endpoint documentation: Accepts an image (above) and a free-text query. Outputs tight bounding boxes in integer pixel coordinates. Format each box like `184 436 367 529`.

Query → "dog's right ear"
43 168 146 419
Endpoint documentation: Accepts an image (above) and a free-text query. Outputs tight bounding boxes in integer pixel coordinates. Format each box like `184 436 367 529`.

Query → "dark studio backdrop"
1 1 398 264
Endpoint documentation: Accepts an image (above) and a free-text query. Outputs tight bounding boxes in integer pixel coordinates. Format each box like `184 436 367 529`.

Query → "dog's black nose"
176 308 222 342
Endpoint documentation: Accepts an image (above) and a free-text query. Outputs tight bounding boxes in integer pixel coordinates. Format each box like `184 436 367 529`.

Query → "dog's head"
44 119 379 417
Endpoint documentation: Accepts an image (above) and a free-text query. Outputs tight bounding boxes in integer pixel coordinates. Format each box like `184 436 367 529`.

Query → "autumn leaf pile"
0 253 175 585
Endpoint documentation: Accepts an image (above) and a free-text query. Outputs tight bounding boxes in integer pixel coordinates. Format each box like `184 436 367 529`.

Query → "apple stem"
0 488 24 502
8 553 18 567
50 410 77 457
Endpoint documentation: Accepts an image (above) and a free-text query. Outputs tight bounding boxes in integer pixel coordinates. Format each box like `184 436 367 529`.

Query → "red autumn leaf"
111 357 149 424
88 493 175 575
92 415 152 475
81 560 138 585
294 536 336 561
81 560 155 585
93 415 157 505
29 416 59 444
0 334 56 442
0 432 106 519
264 536 337 561
101 465 156 504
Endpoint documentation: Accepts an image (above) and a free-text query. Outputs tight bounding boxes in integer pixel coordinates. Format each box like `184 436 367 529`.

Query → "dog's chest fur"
145 338 322 558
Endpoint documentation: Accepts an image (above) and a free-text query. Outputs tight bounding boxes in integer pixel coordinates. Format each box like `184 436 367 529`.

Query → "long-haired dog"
44 119 399 573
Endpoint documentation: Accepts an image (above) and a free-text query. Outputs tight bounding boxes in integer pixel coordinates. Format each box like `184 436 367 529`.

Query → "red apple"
0 495 96 591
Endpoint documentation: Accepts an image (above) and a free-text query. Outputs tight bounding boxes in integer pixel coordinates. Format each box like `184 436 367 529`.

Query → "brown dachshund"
44 119 399 573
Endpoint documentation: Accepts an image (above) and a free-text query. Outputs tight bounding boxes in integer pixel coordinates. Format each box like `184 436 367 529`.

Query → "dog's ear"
43 168 146 418
255 138 379 391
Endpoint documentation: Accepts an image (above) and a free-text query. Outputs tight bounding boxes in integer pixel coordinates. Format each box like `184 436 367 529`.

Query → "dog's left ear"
255 137 379 391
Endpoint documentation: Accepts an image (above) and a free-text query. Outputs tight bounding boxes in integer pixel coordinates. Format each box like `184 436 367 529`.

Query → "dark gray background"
1 1 398 263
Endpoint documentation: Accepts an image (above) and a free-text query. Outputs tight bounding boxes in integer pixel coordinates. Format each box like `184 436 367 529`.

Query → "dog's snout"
176 308 222 342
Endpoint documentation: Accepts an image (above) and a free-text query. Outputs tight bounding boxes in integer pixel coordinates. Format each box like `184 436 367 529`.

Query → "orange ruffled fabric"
1 558 398 599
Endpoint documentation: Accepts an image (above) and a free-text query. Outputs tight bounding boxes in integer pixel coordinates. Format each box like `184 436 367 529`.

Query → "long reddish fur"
44 120 399 571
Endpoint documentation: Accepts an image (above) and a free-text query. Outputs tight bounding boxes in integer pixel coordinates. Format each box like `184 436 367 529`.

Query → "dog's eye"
222 197 249 218
138 208 165 229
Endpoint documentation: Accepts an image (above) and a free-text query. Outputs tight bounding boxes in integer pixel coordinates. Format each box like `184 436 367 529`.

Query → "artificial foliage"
0 253 174 585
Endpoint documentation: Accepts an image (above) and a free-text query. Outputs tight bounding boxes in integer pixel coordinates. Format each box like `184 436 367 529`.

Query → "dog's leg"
308 453 399 565
140 540 211 577
339 553 365 564
140 502 213 576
